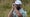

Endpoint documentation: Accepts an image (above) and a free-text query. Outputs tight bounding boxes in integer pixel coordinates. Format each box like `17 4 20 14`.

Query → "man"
8 0 27 17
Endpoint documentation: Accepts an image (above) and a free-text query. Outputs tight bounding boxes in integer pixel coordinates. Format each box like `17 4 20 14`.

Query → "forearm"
16 10 23 17
16 9 22 16
8 12 13 17
8 8 13 17
16 10 20 15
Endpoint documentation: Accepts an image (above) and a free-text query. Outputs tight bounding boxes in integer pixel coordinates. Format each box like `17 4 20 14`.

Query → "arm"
22 10 27 17
24 11 27 17
15 8 22 17
8 3 14 17
8 8 13 17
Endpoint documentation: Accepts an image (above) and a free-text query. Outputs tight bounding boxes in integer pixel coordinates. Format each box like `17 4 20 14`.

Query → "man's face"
13 3 22 10
16 4 22 8
15 4 22 10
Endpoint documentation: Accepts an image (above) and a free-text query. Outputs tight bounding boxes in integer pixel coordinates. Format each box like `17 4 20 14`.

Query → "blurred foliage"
0 3 12 11
21 0 30 3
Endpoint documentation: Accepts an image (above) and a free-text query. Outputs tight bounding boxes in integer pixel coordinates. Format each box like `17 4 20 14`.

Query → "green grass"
0 9 10 17
0 3 12 17
0 0 13 17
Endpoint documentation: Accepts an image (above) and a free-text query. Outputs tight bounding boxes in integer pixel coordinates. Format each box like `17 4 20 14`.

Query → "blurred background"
0 0 30 17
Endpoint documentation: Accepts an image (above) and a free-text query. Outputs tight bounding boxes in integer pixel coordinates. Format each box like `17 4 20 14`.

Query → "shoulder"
20 8 27 13
22 8 27 14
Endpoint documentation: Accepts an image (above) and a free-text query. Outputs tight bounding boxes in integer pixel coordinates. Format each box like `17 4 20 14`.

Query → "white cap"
15 0 22 4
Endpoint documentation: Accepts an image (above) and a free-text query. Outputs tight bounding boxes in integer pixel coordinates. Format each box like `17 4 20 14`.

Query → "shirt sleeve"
24 11 27 17
22 11 27 17
19 8 27 17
